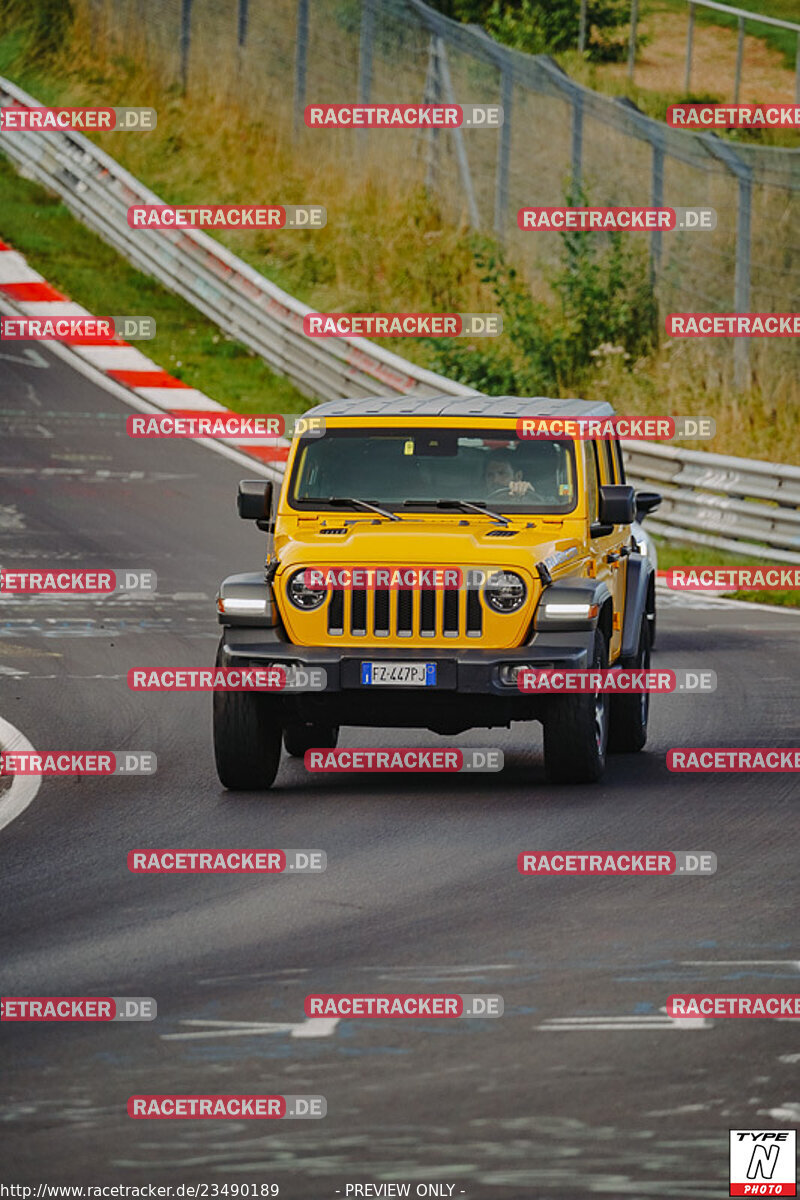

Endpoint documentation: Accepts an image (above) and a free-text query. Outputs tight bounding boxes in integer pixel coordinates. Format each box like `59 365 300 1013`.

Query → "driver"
484 450 536 499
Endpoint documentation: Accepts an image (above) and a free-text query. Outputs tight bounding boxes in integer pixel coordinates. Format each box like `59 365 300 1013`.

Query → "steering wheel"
486 486 513 499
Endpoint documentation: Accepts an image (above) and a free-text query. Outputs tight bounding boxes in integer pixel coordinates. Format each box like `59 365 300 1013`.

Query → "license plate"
361 662 437 686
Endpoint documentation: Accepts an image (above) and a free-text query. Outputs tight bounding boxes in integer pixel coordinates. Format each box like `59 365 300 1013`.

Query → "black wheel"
544 628 609 784
608 616 651 754
283 723 339 758
212 641 282 790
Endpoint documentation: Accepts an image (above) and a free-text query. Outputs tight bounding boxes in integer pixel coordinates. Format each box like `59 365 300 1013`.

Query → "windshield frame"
286 425 579 517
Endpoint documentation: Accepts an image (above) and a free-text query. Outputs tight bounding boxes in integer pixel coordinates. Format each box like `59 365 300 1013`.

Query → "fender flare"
620 553 655 661
532 576 613 635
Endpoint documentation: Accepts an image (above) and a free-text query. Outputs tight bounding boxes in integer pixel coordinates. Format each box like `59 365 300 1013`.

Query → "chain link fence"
87 0 800 388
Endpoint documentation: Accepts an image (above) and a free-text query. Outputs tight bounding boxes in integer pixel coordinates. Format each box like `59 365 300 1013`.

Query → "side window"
611 438 626 483
599 439 616 484
585 441 599 523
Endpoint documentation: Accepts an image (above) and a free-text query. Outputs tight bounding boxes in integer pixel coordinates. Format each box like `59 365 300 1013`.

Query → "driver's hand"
508 479 535 497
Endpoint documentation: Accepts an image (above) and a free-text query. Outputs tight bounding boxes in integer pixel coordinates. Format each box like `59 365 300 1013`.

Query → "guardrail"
0 76 476 406
2 74 798 564
625 442 800 563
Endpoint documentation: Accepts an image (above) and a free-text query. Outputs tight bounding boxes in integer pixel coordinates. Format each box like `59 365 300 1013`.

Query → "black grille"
374 588 390 635
351 588 367 635
324 586 484 638
327 588 344 634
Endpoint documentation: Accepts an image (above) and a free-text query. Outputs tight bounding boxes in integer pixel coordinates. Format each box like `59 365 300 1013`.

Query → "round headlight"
484 570 527 614
288 569 327 610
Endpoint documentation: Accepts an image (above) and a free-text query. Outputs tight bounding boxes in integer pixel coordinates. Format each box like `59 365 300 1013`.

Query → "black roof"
306 394 616 419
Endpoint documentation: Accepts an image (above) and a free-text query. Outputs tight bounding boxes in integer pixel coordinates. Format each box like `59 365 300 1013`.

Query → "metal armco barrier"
623 442 800 563
1 75 797 564
0 76 476 405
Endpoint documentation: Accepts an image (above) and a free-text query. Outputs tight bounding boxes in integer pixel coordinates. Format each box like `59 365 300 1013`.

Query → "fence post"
423 35 441 195
179 0 192 94
684 3 695 93
237 0 249 48
357 0 375 154
734 14 745 103
571 91 583 195
699 133 752 388
650 135 665 288
293 0 310 140
628 0 639 81
578 0 588 53
494 66 512 237
436 37 481 228
734 170 752 390
358 0 375 102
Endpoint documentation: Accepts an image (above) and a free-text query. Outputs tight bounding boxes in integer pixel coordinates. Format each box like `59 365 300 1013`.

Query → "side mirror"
596 484 636 528
238 480 274 531
635 490 662 522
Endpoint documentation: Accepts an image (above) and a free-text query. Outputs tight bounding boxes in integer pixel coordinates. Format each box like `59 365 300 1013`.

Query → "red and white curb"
0 237 290 468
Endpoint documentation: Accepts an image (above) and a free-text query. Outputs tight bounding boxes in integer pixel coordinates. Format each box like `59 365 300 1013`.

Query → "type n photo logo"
729 1130 797 1196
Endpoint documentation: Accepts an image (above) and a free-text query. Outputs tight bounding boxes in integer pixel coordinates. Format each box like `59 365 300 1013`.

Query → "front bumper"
221 625 595 697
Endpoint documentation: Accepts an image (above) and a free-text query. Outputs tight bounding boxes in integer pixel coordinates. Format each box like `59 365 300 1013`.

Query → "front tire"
544 628 609 784
213 641 282 789
214 689 282 789
283 723 339 758
608 616 651 753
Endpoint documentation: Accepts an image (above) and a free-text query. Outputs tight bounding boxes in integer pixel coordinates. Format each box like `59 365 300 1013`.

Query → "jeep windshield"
290 427 577 514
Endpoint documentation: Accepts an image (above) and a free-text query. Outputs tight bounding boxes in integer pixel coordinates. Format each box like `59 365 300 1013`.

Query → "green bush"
427 0 631 61
425 208 658 395
0 0 74 62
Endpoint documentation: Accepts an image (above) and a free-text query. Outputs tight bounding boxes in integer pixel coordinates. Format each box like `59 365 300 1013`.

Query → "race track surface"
1 343 799 1197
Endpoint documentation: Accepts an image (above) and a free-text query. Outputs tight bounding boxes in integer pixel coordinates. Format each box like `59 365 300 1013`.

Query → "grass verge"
654 536 800 608
0 14 798 463
0 156 309 414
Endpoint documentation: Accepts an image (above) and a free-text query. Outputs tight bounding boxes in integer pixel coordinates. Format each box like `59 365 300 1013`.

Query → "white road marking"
0 348 49 368
760 1103 800 1121
0 293 284 486
162 1017 339 1041
681 960 800 970
0 504 25 530
0 714 42 833
538 1014 711 1030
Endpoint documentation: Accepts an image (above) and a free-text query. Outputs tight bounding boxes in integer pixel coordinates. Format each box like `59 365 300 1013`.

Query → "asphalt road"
1 343 799 1198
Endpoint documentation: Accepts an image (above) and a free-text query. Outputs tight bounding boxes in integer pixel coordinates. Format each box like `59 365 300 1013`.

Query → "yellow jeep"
214 396 661 789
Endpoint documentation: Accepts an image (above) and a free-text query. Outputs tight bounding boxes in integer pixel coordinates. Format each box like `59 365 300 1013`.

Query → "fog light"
499 663 553 685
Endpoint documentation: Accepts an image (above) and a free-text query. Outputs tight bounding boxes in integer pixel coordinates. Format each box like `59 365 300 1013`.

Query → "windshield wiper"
322 496 401 522
402 499 510 527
